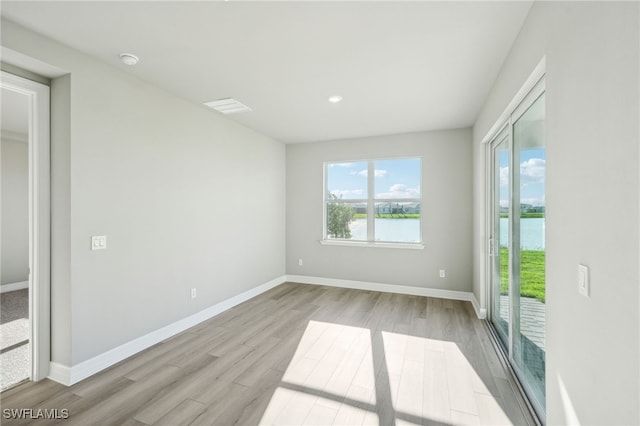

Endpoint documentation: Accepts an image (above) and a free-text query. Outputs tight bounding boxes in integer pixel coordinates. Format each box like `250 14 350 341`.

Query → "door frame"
1 70 51 381
483 63 546 422
483 58 546 322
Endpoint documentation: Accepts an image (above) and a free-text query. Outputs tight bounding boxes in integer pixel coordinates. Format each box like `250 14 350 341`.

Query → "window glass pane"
325 158 422 244
374 202 420 243
326 203 366 240
374 158 421 199
326 161 368 200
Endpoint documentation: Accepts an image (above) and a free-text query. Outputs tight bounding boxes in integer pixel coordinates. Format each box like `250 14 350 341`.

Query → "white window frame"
321 158 424 249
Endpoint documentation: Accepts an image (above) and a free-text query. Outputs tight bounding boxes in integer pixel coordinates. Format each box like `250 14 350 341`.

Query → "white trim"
47 362 71 386
286 274 486 319
512 77 546 124
481 56 546 144
0 281 29 293
48 275 286 386
47 273 489 386
319 240 424 250
470 293 487 319
1 71 51 382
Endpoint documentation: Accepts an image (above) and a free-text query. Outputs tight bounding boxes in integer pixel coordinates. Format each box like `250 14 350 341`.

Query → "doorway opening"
0 70 51 390
1 87 30 389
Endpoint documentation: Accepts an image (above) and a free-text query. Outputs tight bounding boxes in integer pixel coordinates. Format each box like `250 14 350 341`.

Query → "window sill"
319 240 424 250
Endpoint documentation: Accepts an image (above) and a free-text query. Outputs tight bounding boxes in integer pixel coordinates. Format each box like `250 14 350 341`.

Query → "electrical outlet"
191 288 197 299
298 258 303 267
439 269 446 278
91 236 107 250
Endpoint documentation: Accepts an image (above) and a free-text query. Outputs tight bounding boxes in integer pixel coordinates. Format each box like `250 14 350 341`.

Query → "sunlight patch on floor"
260 321 510 425
261 321 375 425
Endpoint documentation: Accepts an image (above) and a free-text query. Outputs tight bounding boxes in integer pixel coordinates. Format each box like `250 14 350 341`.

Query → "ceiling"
1 1 532 144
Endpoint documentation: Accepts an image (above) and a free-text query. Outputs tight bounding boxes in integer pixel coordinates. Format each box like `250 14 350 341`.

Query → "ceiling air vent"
203 98 252 114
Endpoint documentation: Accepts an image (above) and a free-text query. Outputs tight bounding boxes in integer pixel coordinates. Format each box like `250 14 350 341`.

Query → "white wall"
1 136 29 285
287 129 473 292
473 2 639 424
1 19 286 367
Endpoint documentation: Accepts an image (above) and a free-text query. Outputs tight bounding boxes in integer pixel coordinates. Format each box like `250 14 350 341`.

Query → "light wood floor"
0 283 536 425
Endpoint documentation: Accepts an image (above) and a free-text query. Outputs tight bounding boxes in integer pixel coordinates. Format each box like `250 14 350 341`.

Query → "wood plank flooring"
0 283 536 425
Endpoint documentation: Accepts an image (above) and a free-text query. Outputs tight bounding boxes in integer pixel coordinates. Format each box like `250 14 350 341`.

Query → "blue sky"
500 148 546 206
327 158 421 200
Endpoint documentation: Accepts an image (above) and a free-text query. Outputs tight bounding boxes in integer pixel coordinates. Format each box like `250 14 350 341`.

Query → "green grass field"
499 247 545 303
500 212 544 219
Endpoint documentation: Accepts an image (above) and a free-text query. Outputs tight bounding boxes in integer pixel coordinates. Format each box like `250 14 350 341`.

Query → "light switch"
578 264 589 297
91 236 107 250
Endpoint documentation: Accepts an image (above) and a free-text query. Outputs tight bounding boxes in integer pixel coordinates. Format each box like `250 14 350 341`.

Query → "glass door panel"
513 92 546 410
488 84 546 421
490 130 510 348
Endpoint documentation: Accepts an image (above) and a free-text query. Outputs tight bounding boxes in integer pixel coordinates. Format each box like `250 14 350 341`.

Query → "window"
324 158 422 246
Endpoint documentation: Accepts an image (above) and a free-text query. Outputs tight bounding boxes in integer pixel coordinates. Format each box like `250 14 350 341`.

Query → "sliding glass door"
489 82 546 419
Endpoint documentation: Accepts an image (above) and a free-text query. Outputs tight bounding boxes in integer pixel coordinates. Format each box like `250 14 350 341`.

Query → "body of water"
347 218 420 243
500 217 545 250
341 217 545 250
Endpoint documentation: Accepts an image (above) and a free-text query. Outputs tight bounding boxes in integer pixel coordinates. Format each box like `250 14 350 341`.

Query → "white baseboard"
49 275 286 386
0 281 28 293
286 274 487 319
49 273 487 386
48 362 71 386
470 294 487 319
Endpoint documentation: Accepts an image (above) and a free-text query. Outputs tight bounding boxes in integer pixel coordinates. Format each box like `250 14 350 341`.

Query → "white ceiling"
1 1 532 144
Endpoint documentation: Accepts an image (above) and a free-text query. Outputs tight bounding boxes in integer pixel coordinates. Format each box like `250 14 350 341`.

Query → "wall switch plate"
191 288 197 299
91 236 107 250
439 269 446 278
578 264 589 297
298 258 303 267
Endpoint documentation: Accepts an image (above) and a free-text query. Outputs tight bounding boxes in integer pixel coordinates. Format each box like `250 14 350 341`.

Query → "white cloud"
499 158 545 187
500 166 509 188
350 169 387 178
520 158 545 185
376 183 420 199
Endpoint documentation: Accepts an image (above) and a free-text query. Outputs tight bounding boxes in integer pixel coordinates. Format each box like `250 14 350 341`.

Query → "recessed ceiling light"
120 53 139 66
204 98 252 114
328 95 343 103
